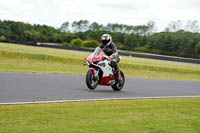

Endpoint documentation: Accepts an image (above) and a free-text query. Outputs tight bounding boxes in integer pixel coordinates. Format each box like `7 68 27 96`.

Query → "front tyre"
111 71 125 91
86 69 99 90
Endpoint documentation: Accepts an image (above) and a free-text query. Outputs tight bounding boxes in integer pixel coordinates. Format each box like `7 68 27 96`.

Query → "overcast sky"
0 0 199 31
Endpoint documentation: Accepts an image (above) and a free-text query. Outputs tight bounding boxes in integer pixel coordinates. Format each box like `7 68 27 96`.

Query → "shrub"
61 42 69 47
0 36 6 40
70 38 83 47
82 40 99 48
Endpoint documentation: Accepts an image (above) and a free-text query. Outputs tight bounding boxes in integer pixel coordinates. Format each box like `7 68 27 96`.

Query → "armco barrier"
37 43 94 52
1 40 200 64
37 43 200 64
118 51 200 64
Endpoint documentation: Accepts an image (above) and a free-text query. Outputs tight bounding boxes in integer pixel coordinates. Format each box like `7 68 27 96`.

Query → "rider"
97 34 120 81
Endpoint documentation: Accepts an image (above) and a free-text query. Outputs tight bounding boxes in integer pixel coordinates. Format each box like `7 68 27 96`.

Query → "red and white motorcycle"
85 48 125 91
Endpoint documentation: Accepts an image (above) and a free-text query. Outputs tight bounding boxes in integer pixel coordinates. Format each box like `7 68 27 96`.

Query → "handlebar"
102 55 112 61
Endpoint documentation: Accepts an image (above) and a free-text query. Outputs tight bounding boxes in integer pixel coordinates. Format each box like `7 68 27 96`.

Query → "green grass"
0 98 200 133
0 43 200 133
0 42 200 81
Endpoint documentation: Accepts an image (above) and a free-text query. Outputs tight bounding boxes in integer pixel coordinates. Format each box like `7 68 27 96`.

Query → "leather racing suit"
97 42 120 80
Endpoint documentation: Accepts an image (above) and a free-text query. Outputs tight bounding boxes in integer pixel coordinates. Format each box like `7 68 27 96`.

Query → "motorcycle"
85 47 125 91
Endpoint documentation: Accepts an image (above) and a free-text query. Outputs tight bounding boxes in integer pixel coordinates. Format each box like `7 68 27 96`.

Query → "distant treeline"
0 19 200 58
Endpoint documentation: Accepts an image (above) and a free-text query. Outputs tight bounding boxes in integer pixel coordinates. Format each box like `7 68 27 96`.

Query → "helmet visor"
101 39 110 45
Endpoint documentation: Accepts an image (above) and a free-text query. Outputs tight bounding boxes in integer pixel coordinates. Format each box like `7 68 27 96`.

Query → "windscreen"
92 47 102 58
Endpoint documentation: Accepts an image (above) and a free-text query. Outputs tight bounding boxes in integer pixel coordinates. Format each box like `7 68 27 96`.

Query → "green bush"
61 42 69 47
82 40 99 48
70 38 83 47
0 36 6 40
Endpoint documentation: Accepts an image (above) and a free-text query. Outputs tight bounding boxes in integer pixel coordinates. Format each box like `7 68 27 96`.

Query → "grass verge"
0 98 200 133
0 42 200 81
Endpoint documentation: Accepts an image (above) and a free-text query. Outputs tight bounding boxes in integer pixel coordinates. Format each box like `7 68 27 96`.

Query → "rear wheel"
111 71 125 91
86 69 99 90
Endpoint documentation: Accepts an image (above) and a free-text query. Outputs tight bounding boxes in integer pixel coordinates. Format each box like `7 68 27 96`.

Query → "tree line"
0 19 200 58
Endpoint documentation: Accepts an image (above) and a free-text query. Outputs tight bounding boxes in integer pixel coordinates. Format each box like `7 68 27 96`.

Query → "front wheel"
86 69 99 90
111 71 125 91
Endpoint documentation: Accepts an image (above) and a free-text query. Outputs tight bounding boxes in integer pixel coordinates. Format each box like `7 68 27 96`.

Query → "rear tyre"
111 71 125 91
86 69 99 90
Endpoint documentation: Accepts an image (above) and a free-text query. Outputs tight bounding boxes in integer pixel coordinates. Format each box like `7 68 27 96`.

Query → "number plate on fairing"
99 60 113 77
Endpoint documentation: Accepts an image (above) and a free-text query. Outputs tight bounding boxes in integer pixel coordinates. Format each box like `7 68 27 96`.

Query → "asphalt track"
0 72 200 105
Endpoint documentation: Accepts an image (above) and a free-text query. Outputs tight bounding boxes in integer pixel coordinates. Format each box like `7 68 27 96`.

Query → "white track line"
0 96 200 105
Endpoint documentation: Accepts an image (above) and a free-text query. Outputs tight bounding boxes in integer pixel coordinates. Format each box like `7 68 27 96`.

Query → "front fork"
89 68 99 79
114 69 121 82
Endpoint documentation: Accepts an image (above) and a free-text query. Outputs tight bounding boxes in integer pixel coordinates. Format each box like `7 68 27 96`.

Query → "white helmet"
101 34 112 46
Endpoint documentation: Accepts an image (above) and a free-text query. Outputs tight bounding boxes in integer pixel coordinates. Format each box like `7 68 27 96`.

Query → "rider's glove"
102 56 107 61
110 60 117 67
